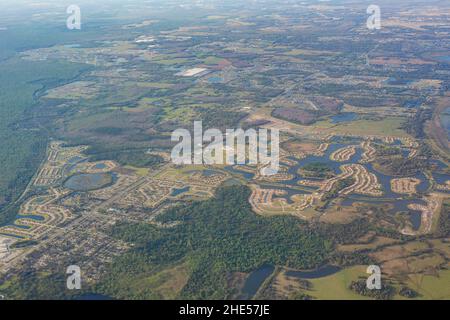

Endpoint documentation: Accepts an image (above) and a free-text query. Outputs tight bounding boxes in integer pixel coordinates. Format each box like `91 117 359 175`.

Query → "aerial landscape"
0 0 449 300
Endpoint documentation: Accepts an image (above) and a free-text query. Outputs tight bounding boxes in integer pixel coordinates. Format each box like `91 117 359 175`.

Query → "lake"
238 264 275 300
64 173 113 191
171 186 190 196
434 55 450 63
330 112 358 124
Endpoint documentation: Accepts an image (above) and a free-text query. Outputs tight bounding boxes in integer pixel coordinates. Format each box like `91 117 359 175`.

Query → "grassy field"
296 265 450 300
314 117 408 137
107 260 192 300
403 269 450 300
304 265 371 300
124 165 150 176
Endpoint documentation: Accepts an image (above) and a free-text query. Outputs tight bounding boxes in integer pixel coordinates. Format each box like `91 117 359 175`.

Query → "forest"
96 185 333 299
0 57 87 225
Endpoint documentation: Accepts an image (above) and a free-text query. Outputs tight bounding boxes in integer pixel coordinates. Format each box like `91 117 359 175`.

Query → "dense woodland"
402 108 432 139
301 162 335 179
436 201 450 237
89 149 164 168
0 58 87 225
97 186 333 299
349 280 396 300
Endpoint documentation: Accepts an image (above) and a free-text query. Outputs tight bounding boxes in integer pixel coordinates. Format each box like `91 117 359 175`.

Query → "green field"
294 266 371 300
314 117 408 137
403 270 450 300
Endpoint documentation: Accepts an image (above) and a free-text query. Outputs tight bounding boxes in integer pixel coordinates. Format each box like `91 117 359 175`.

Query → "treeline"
0 270 81 300
0 140 47 225
90 150 164 168
322 177 355 202
330 252 374 267
435 202 450 237
375 156 429 176
399 287 419 298
314 218 371 245
349 280 396 300
99 186 333 299
198 109 248 131
0 58 88 226
402 108 432 139
301 162 334 179
373 144 402 156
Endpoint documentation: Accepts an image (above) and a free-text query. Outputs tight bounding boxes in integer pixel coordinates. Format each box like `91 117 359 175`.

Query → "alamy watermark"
67 5 81 30
367 5 381 30
366 265 382 289
66 265 81 290
171 121 279 176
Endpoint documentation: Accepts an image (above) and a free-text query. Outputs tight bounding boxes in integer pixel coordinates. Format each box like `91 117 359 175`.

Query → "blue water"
68 156 83 164
207 76 223 83
9 224 31 230
284 140 435 229
433 172 449 185
224 166 255 180
64 173 113 191
93 163 107 169
341 197 426 231
171 186 190 196
431 159 448 171
65 156 87 173
435 55 450 63
385 77 413 85
238 265 275 300
330 112 358 123
404 99 423 109
430 159 449 189
223 138 443 231
287 143 363 182
0 233 24 239
17 215 45 221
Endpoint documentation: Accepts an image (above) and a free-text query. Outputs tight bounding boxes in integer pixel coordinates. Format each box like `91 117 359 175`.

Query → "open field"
314 117 409 138
297 266 370 300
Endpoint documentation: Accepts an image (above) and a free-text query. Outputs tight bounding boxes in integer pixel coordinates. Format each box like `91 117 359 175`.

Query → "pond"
341 197 427 231
385 77 413 85
171 186 190 196
17 214 45 222
330 112 358 124
434 55 450 63
238 264 275 300
224 166 255 180
207 76 224 83
64 173 114 191
93 163 107 169
403 99 423 109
